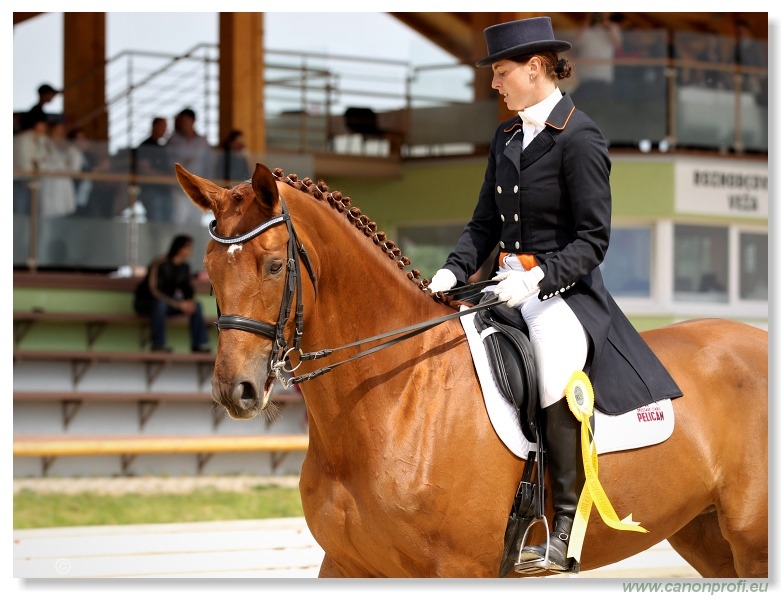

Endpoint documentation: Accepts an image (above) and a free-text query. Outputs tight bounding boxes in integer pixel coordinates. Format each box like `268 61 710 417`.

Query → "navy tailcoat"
443 93 682 414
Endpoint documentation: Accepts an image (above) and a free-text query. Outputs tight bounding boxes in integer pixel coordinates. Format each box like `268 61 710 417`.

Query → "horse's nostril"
233 381 257 410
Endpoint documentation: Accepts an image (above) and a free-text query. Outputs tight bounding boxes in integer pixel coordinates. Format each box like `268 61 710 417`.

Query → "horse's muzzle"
212 376 274 419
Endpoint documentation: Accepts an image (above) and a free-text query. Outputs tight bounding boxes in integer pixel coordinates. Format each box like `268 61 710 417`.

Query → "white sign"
675 159 768 218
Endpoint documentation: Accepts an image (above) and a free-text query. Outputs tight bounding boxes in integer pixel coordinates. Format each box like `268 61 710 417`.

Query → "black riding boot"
520 398 583 572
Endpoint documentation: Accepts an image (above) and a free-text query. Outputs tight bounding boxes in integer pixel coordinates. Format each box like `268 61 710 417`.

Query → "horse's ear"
251 163 280 211
175 163 225 213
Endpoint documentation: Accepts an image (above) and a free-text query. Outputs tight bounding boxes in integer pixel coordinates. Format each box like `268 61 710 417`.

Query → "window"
740 232 768 301
674 225 728 303
601 227 652 297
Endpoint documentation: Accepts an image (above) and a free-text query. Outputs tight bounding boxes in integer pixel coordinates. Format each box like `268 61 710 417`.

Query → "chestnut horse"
176 162 768 578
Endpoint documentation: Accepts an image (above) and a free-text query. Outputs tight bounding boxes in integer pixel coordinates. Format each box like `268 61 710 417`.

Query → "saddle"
473 294 539 443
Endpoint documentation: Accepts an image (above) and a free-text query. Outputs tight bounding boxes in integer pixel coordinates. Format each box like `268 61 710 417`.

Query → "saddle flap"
474 303 538 442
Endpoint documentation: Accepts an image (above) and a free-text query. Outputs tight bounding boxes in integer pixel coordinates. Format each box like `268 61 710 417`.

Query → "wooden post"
218 13 266 155
63 13 108 141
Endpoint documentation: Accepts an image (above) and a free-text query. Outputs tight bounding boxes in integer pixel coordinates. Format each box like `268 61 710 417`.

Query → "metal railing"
54 29 768 158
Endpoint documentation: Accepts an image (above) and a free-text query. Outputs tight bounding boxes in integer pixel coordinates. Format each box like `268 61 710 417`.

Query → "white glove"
493 266 545 307
427 269 457 293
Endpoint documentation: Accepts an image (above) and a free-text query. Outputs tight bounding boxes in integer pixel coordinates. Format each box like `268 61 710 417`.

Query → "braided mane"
271 168 460 308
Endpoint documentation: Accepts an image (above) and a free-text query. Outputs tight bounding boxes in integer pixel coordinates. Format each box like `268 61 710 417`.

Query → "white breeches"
496 255 589 408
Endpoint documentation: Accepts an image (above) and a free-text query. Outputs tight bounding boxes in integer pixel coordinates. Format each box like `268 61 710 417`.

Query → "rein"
282 293 502 386
209 194 501 388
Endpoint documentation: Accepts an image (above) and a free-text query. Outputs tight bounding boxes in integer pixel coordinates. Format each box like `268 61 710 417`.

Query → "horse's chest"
302 475 434 575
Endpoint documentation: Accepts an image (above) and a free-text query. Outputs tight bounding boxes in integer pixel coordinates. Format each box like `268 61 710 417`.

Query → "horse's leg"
666 462 769 578
667 510 736 578
648 320 768 579
716 480 769 577
318 554 344 577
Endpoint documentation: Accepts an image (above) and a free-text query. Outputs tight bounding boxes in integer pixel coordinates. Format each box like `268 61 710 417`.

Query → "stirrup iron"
513 515 553 574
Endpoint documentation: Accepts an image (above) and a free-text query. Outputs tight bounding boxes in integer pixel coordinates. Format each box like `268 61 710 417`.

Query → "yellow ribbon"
564 371 648 563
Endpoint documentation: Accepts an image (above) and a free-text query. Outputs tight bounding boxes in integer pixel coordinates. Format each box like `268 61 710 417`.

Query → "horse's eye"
268 259 284 275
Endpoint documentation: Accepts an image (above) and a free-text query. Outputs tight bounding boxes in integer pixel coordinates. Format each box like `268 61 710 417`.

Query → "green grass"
13 485 305 529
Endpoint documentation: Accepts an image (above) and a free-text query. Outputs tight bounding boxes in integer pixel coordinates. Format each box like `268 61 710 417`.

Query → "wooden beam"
391 12 473 62
219 13 265 154
13 13 43 26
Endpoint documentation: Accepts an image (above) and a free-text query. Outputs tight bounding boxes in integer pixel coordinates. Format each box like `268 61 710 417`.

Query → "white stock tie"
518 111 543 151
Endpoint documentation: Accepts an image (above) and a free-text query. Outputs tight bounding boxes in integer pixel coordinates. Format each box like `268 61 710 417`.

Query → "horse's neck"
291 192 450 352
289 190 463 443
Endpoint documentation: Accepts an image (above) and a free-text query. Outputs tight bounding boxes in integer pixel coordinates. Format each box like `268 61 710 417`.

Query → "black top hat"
476 16 571 68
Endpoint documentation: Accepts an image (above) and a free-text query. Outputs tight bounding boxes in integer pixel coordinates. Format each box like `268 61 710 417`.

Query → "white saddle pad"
460 309 674 459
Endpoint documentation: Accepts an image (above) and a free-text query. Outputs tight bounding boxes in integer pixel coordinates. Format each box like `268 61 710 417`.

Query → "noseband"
209 195 317 381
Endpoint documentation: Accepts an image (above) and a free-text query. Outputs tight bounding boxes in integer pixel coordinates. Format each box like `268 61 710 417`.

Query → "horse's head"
176 162 300 419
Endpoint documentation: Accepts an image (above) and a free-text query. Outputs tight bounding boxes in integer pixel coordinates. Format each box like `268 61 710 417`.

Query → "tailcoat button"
497 185 503 194
500 214 505 222
515 242 520 250
514 185 519 193
514 214 519 221
499 241 505 249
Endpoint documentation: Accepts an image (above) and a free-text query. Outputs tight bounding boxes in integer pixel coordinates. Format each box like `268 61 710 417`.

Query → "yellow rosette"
565 371 647 563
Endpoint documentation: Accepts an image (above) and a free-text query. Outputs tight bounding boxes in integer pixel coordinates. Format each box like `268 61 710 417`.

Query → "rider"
427 16 682 572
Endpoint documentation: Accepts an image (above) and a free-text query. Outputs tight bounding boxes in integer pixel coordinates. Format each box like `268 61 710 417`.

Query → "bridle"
208 193 501 388
209 195 317 385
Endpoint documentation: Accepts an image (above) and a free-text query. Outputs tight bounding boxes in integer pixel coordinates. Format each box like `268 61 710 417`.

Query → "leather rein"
209 194 501 388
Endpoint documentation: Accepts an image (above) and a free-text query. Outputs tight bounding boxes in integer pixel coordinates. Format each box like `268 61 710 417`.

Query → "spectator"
19 83 60 132
675 32 729 90
136 117 173 222
615 28 667 97
217 129 251 183
37 122 81 218
133 234 210 353
572 13 622 102
12 115 49 214
166 108 214 225
735 19 767 106
66 127 94 211
72 140 115 219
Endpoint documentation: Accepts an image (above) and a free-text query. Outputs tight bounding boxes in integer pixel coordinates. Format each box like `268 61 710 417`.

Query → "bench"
13 389 304 430
13 310 214 350
13 434 310 476
14 348 217 388
13 269 212 294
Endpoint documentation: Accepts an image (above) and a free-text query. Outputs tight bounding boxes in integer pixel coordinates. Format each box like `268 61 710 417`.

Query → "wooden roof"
392 12 769 63
15 12 767 58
